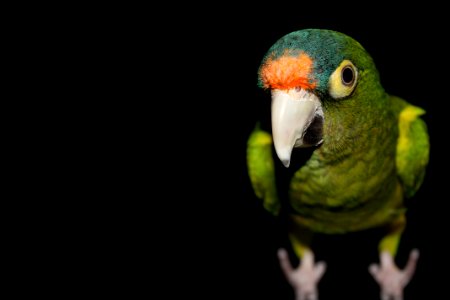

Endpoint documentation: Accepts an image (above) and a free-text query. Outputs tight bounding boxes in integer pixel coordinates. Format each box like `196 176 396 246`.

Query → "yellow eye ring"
329 60 358 99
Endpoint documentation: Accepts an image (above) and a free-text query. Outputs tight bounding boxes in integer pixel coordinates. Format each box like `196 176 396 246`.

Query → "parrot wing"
394 96 430 198
247 125 280 215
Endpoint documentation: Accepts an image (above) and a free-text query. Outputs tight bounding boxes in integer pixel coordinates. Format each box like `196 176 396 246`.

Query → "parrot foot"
369 249 419 300
278 248 326 300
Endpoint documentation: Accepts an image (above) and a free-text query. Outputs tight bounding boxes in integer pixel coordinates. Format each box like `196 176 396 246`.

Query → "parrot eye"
341 66 355 86
328 60 358 99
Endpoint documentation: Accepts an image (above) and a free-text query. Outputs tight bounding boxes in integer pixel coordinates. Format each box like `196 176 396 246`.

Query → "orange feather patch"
260 52 316 90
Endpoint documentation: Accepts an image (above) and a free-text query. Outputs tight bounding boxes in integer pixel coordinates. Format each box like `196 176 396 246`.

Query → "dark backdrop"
58 7 449 300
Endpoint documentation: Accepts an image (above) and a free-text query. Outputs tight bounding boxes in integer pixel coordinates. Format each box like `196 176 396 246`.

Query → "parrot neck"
319 94 395 163
287 92 399 216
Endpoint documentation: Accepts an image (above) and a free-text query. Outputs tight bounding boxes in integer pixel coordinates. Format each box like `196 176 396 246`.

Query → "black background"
30 6 449 300
191 12 449 300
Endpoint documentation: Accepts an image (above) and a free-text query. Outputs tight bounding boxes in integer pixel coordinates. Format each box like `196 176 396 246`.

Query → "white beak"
271 88 323 167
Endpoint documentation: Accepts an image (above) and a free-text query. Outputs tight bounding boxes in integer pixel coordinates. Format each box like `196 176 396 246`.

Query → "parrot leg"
369 215 420 300
278 226 326 300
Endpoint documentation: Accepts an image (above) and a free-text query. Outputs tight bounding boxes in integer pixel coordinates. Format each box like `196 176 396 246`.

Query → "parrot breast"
286 102 404 234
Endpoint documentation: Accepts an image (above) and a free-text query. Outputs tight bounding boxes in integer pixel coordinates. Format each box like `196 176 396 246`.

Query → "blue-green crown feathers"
258 29 379 94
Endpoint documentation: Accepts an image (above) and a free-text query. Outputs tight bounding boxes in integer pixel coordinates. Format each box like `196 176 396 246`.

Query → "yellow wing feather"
246 126 280 215
396 102 430 198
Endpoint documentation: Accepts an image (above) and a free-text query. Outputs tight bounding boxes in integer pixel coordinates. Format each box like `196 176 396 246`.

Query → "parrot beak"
271 88 324 167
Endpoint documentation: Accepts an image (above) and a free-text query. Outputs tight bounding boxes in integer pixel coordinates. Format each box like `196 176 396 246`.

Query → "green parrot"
247 29 429 300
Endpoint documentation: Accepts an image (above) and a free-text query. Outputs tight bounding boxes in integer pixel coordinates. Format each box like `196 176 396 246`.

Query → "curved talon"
369 249 419 300
278 248 326 300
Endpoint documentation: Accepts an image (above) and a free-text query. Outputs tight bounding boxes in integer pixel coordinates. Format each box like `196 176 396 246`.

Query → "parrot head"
258 29 384 167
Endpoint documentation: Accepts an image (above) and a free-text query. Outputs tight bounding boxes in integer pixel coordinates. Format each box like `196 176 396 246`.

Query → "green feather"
247 124 280 215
